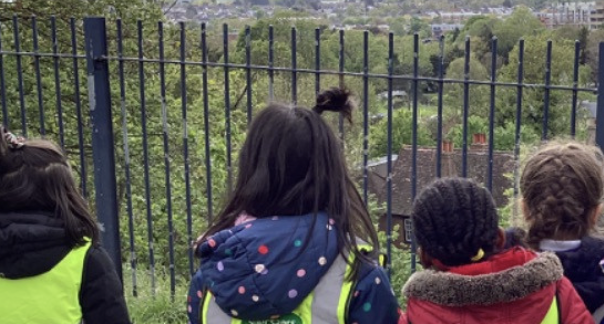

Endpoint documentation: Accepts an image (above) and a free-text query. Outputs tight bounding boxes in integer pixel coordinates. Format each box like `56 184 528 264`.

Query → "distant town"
164 0 604 38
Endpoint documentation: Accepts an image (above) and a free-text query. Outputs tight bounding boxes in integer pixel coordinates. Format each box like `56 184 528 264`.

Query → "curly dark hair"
521 141 603 249
412 177 500 266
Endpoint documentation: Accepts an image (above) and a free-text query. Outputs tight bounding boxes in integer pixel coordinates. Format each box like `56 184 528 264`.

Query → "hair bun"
313 87 354 123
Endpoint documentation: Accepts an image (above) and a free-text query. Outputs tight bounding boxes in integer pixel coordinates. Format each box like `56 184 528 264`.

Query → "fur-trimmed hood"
403 250 563 306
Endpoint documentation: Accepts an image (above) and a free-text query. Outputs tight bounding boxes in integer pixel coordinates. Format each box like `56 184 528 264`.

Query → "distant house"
431 23 463 39
368 139 515 245
386 143 515 216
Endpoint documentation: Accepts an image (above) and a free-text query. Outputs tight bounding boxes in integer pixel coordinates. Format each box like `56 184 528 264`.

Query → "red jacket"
399 248 593 324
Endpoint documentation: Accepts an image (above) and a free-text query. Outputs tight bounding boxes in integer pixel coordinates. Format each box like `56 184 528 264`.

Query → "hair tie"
471 248 485 262
3 130 24 149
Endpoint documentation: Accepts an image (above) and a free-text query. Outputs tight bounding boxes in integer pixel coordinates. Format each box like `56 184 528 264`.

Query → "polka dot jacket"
186 212 401 324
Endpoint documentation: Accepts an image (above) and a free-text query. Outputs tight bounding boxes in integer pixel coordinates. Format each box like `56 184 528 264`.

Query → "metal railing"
0 16 602 298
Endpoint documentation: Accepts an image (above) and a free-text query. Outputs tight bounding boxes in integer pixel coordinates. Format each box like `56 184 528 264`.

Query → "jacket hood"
0 212 72 279
198 212 339 320
403 248 563 306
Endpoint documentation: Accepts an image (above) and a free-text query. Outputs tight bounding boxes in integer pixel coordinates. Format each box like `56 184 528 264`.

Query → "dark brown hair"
0 126 99 246
521 141 603 249
202 88 379 281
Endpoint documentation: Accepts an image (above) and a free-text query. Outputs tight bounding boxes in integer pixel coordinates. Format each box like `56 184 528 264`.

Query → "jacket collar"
403 248 563 306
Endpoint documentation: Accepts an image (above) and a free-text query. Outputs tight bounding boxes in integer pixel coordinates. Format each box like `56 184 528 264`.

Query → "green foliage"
444 54 489 112
124 266 188 324
492 7 545 60
498 32 592 138
369 107 434 158
1 3 601 322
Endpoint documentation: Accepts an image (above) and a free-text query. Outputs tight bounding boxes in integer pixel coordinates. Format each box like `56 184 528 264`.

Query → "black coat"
504 228 604 313
555 236 604 313
0 212 131 324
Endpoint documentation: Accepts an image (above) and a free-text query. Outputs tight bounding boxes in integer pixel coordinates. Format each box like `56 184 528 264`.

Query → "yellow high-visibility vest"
0 241 91 324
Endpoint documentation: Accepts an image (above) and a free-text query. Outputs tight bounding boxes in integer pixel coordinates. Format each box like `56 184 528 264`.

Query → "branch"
163 0 180 15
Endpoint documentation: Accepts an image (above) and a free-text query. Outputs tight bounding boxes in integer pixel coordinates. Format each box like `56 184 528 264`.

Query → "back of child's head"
520 140 603 248
0 126 98 246
205 88 378 278
412 177 500 267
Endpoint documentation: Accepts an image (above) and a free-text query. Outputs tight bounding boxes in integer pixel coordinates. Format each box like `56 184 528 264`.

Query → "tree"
408 16 431 39
498 33 592 137
586 29 604 84
444 54 490 116
492 6 544 61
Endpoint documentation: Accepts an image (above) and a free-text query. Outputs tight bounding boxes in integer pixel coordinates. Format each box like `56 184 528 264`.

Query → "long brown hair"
0 126 99 246
202 88 379 281
521 140 603 249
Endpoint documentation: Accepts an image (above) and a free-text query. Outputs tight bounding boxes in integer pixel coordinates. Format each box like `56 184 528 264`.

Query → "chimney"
470 133 487 152
442 139 454 154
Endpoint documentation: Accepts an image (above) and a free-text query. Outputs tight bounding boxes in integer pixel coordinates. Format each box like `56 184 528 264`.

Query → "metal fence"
0 16 603 298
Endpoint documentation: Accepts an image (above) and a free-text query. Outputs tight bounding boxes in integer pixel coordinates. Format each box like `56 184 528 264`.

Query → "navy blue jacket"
504 228 604 315
187 212 401 324
554 236 604 314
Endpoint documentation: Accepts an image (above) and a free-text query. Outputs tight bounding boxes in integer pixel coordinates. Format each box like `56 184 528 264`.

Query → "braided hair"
521 141 603 249
412 177 499 266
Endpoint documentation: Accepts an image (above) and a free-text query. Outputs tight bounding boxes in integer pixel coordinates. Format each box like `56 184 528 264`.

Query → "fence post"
84 17 123 280
597 42 604 149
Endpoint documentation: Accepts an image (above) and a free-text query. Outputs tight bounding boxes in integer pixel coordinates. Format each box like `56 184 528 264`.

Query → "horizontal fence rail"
0 16 602 299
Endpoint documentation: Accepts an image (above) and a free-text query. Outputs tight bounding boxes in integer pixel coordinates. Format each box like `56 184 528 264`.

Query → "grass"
123 267 189 324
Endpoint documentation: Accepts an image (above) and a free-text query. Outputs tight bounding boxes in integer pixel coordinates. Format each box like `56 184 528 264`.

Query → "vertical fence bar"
223 24 232 195
116 19 137 297
542 40 552 141
386 32 394 277
461 36 470 178
487 38 498 192
436 36 444 178
202 23 214 223
0 21 8 126
268 25 274 101
411 33 419 273
13 16 26 136
571 40 580 137
291 27 297 105
158 21 176 299
137 20 156 294
245 26 252 124
179 22 194 276
84 17 122 280
362 30 369 205
71 18 87 198
596 42 604 148
513 39 525 222
338 29 344 140
51 17 65 148
32 16 45 136
315 28 320 97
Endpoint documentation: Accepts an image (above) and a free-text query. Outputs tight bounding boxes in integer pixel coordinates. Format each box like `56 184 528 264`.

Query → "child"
519 141 604 323
187 88 401 324
0 127 131 324
399 177 592 324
